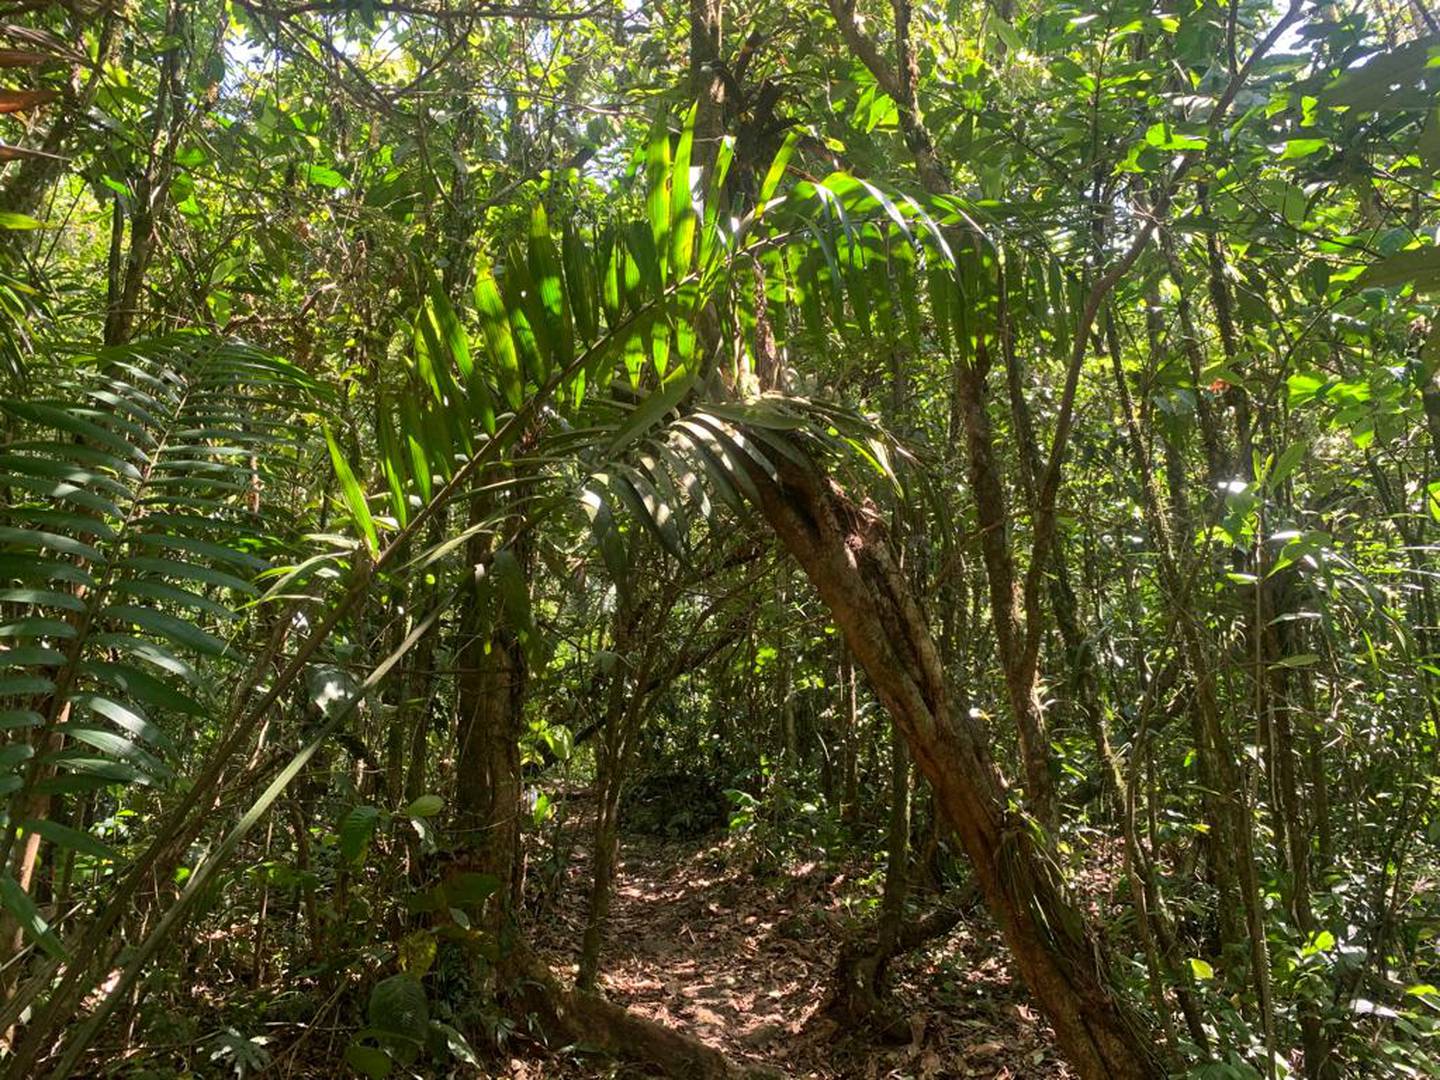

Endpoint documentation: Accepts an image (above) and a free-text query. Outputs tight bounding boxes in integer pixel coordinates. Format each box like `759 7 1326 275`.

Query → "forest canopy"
0 0 1435 1078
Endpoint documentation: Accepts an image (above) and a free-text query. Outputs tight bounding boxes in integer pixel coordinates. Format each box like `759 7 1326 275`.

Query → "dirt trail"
529 813 1074 1079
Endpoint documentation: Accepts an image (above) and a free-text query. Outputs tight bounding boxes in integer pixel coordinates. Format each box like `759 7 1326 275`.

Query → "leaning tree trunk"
740 440 1163 1080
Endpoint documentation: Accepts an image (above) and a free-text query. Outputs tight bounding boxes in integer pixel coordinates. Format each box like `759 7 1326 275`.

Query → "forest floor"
525 795 1075 1080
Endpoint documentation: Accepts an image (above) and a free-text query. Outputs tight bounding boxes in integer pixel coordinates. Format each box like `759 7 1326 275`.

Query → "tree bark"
103 0 193 347
840 647 859 825
953 352 1056 826
454 493 529 928
578 607 644 992
455 617 526 917
689 0 726 185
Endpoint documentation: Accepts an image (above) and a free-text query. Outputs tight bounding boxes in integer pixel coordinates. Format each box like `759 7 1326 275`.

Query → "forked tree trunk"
740 441 1163 1080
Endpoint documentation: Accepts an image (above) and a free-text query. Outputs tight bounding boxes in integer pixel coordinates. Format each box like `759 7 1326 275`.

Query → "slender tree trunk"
954 354 1056 826
831 725 913 1034
0 708 66 992
104 0 191 347
777 565 799 762
1259 570 1335 1078
831 0 1059 827
454 489 529 936
1199 186 1254 479
999 275 1119 804
288 799 320 966
455 617 526 916
840 647 859 825
401 519 445 811
1102 307 1272 1049
578 611 641 992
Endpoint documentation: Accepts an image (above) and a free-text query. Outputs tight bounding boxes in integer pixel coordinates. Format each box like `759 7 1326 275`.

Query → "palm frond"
0 333 315 954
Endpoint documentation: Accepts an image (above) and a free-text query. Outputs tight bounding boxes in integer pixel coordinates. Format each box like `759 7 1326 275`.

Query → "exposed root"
503 940 785 1079
827 892 975 1040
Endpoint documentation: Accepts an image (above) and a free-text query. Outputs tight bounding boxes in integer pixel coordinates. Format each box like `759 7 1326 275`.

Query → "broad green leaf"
304 164 345 188
0 616 74 640
89 634 198 684
562 223 598 342
1144 122 1205 151
1278 138 1327 160
989 12 1024 52
424 280 473 379
113 579 236 620
54 727 165 776
758 131 800 210
501 248 549 388
0 645 66 667
81 661 204 715
102 605 228 658
375 396 410 527
114 558 255 595
0 400 149 462
1321 35 1440 110
431 1021 479 1066
72 693 173 749
398 394 434 502
1267 442 1306 489
367 974 428 1044
340 805 381 862
528 204 573 371
405 794 443 818
670 103 697 275
0 526 102 563
129 534 265 573
343 1044 392 1079
444 871 499 907
0 743 33 770
489 548 533 641
645 113 673 283
609 366 697 457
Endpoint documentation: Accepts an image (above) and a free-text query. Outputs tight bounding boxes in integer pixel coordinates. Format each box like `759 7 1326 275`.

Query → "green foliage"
0 2 1438 1078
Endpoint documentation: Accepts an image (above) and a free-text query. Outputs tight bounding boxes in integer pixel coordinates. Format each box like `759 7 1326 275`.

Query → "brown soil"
526 813 1076 1079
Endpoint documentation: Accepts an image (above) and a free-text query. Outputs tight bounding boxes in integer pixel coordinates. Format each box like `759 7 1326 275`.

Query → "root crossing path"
528 814 1076 1079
